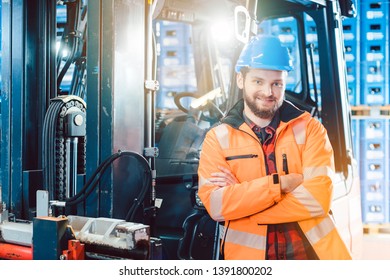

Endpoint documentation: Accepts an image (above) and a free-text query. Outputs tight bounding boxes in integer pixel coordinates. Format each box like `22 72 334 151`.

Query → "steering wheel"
173 92 224 123
173 92 198 114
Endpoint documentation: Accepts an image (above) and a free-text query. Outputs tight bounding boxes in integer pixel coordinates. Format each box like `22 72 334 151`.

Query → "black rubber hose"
65 151 152 223
125 170 151 222
65 152 123 204
57 37 78 89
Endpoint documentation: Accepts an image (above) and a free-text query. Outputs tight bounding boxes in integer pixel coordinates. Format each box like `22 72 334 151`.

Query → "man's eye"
273 82 283 88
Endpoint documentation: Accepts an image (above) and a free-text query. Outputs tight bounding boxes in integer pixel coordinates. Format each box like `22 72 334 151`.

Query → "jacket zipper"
225 154 258 161
282 153 289 174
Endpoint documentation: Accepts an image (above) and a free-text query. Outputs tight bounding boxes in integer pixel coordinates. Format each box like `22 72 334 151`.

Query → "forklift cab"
153 0 363 259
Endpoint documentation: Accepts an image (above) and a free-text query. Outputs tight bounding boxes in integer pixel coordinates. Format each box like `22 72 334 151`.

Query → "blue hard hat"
235 35 294 73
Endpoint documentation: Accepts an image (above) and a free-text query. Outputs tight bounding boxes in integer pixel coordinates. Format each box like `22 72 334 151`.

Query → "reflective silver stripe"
219 224 225 239
210 188 225 221
304 216 335 245
214 124 229 149
292 185 324 216
199 176 225 221
292 119 306 144
304 166 335 181
198 176 211 190
225 228 266 250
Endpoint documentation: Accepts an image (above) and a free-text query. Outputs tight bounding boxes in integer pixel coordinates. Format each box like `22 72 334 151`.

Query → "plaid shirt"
244 112 318 260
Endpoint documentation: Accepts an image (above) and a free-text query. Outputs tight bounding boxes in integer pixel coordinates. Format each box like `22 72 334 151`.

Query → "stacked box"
155 21 196 109
359 119 390 223
359 1 389 105
355 1 390 224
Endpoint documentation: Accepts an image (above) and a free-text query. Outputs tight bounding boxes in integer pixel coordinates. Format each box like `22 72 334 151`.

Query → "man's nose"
262 84 273 96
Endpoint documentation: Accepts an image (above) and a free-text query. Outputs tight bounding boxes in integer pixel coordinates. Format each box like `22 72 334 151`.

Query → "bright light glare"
56 41 61 54
210 21 233 43
190 88 222 109
56 41 69 57
62 49 69 58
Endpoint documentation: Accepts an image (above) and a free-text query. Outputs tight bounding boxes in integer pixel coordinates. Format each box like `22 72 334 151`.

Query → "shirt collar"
243 110 280 131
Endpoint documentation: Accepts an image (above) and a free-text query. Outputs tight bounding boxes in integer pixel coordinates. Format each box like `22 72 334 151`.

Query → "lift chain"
43 96 86 203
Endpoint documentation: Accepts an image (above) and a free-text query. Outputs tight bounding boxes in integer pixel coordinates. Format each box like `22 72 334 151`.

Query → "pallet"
363 223 390 234
351 105 390 118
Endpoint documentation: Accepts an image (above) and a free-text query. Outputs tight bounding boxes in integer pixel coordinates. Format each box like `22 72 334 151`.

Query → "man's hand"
208 166 239 187
208 166 302 193
280 173 303 193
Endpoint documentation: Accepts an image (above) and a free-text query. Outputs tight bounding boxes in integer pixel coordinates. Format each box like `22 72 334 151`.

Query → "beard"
243 89 282 119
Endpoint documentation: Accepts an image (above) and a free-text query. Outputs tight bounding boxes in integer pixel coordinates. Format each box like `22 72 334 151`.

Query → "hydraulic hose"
65 151 152 222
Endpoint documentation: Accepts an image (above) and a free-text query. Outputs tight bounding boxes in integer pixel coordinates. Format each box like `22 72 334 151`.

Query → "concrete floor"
362 233 390 260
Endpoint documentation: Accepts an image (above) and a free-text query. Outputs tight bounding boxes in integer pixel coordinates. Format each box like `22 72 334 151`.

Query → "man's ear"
236 72 244 90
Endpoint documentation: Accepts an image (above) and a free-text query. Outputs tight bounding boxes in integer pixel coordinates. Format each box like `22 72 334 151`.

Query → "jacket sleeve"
198 126 282 222
250 118 335 224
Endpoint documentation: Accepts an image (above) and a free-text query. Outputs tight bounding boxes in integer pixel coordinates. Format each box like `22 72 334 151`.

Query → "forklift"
0 0 362 260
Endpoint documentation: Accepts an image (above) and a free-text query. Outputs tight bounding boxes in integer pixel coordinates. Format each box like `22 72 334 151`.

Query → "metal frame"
1 0 25 217
1 0 57 219
85 0 148 218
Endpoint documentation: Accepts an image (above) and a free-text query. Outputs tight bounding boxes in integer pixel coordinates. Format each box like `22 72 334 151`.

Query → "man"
197 35 351 260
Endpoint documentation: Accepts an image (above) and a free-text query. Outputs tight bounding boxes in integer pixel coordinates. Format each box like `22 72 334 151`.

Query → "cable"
57 37 78 89
125 172 151 222
57 0 83 90
65 151 152 222
65 152 123 203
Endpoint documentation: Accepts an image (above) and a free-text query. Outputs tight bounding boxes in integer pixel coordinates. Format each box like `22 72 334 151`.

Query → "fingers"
211 172 227 177
280 173 303 193
209 175 233 186
208 177 228 187
209 166 239 187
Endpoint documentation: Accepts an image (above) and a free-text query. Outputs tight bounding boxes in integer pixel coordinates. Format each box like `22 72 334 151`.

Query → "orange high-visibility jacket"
198 99 352 260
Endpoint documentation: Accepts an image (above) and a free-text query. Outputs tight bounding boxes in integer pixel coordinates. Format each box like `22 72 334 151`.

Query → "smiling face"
237 67 287 122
